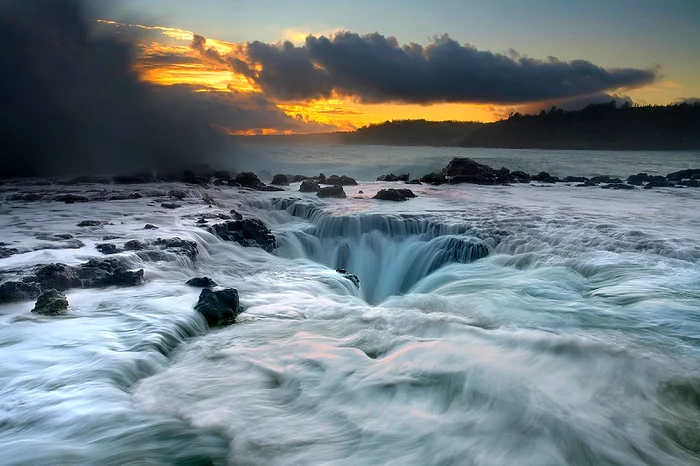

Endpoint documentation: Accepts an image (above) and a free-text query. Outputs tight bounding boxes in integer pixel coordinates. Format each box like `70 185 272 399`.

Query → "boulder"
144 224 159 230
0 246 19 259
531 172 559 183
31 289 69 316
377 174 399 182
627 173 651 185
209 219 277 252
324 175 357 186
336 269 360 288
124 240 145 251
420 172 447 185
666 169 700 181
271 174 290 186
0 281 42 303
373 188 416 202
96 243 122 255
186 277 218 288
607 183 635 190
31 259 144 292
317 186 347 198
292 175 310 182
235 172 266 190
442 158 498 184
227 180 242 187
153 237 198 261
195 287 242 326
299 179 321 193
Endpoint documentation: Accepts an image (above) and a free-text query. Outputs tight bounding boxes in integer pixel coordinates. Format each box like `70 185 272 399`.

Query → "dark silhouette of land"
240 102 700 150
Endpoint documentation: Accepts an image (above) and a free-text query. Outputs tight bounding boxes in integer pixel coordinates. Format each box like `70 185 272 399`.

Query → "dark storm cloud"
230 32 657 104
0 0 230 178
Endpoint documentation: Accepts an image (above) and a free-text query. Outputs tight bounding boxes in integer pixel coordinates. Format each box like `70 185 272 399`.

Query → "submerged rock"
144 224 159 230
229 210 244 221
124 240 144 251
161 202 181 210
299 179 321 193
186 277 218 288
209 219 277 252
195 287 242 326
153 237 198 261
31 289 69 316
336 269 360 288
258 185 285 192
96 243 122 255
77 220 107 227
317 185 347 198
235 172 266 190
374 188 416 202
168 189 188 200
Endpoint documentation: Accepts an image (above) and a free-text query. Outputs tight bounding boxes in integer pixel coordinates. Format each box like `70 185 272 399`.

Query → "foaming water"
1 149 700 465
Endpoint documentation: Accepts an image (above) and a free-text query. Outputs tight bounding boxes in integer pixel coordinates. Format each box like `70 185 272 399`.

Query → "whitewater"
1 146 699 465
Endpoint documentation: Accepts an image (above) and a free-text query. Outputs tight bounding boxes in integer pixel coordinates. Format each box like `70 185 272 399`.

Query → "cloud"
675 97 700 104
224 32 657 105
492 92 635 119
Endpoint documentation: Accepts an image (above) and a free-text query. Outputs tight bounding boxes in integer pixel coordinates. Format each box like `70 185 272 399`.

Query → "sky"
108 0 700 134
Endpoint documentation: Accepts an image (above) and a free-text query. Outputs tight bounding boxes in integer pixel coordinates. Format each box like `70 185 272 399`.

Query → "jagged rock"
124 240 144 251
442 158 498 184
511 171 531 182
374 188 416 202
299 179 321 193
77 220 107 227
168 189 188 200
324 175 358 186
229 210 244 220
666 168 700 181
271 174 290 186
421 172 447 185
209 219 277 252
406 179 422 185
336 269 360 288
161 202 181 210
96 243 122 255
376 173 409 182
153 237 198 261
563 176 589 183
195 287 242 326
186 277 218 288
31 290 69 316
235 172 266 190
531 172 559 183
316 173 327 183
0 281 42 303
113 173 155 184
144 224 159 230
31 259 144 292
259 185 285 192
317 186 347 198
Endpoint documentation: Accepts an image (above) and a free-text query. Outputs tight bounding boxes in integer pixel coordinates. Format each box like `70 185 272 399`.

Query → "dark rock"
161 202 181 210
607 183 635 190
692 174 700 181
563 176 589 183
144 224 159 230
406 179 422 185
168 189 187 200
113 173 155 184
229 210 244 221
214 171 232 182
213 179 224 186
195 287 242 326
299 179 321 193
102 236 120 241
316 173 327 183
54 234 74 240
128 193 143 199
31 290 69 316
96 243 122 255
374 188 416 201
0 281 42 303
377 173 399 182
209 219 277 252
179 170 209 187
271 174 290 186
336 269 360 288
679 179 700 187
153 237 198 261
34 264 82 290
666 169 700 181
136 250 169 261
235 172 266 190
589 175 621 184
532 172 559 183
258 185 285 192
77 259 145 288
186 277 218 288
646 179 673 188
627 173 651 185
0 246 20 259
77 220 106 227
196 218 208 224
358 190 364 194
124 240 144 251
292 175 310 182
511 171 531 182
54 194 89 204
324 175 358 186
442 158 499 184
420 172 447 185
317 185 347 198
227 180 241 187
7 192 45 202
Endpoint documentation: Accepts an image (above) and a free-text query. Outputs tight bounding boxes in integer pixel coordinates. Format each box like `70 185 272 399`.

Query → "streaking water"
1 147 700 465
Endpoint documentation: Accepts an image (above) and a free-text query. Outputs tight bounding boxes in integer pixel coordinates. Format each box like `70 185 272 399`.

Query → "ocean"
1 145 699 465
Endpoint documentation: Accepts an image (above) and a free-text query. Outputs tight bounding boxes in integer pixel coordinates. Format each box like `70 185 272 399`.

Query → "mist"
0 0 230 178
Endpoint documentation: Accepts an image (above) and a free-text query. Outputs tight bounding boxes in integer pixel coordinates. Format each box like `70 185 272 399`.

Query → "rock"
666 169 700 181
373 188 415 202
358 190 364 194
214 171 232 182
168 189 188 200
161 202 181 210
271 174 290 186
299 179 321 193
406 179 422 185
77 220 106 227
627 173 651 185
377 173 399 182
292 175 310 182
0 246 19 259
31 290 69 316
531 172 559 183
511 171 531 182
646 179 673 188
153 237 198 261
54 194 89 204
113 173 155 184
227 180 241 187
186 277 218 288
607 183 635 190
563 176 589 183
589 175 621 184
258 185 285 192
96 243 122 255
317 186 347 198
336 269 360 288
144 224 159 230
235 172 266 190
30 259 144 291
0 281 42 303
124 240 144 251
420 172 447 185
229 210 244 221
316 173 327 183
324 175 358 186
442 158 499 184
102 236 120 241
196 218 208 224
195 287 242 326
33 263 82 290
209 219 277 252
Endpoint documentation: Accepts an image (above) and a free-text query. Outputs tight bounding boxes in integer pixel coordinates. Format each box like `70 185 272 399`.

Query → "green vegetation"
341 120 486 146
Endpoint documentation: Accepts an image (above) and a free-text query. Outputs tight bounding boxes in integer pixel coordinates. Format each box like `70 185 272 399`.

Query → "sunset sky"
107 0 699 134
